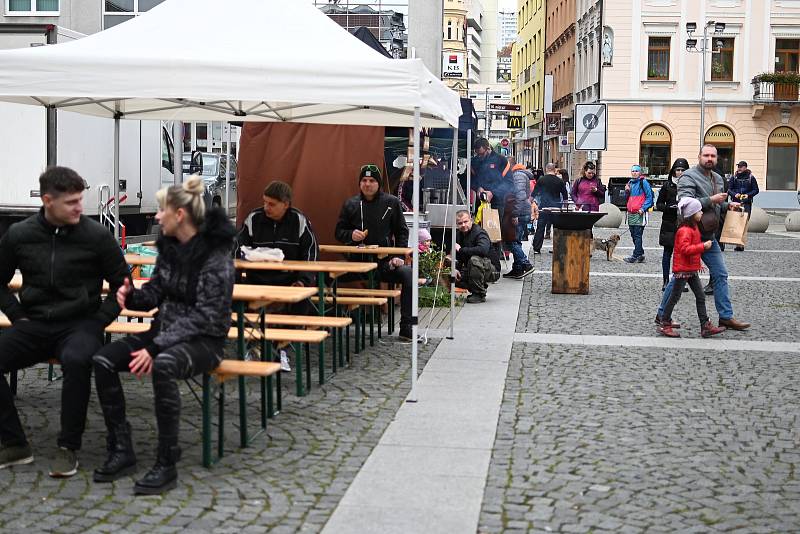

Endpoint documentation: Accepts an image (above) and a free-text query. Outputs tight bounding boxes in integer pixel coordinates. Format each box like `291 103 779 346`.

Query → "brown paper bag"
481 206 502 242
719 209 748 246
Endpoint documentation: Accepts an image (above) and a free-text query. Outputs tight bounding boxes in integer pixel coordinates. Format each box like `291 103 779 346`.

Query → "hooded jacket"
672 224 705 273
237 206 319 287
334 191 408 264
509 164 533 217
125 208 236 355
0 209 128 324
471 150 512 208
727 170 759 205
656 158 688 247
677 165 728 240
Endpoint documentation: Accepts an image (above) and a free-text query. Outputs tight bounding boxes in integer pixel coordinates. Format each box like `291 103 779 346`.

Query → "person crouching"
658 198 726 339
92 177 235 495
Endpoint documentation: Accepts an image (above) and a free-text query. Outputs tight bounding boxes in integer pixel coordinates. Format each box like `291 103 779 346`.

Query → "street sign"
567 130 575 145
488 103 521 112
507 115 523 129
587 150 598 161
575 103 608 150
558 135 570 153
545 113 561 136
501 138 510 148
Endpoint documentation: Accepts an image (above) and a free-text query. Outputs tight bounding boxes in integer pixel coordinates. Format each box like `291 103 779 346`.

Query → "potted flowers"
754 72 800 101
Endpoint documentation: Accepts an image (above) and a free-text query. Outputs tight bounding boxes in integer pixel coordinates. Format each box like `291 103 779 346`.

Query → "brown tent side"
236 123 388 257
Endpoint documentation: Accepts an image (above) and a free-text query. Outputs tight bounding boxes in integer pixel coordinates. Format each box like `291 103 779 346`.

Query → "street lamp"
686 20 726 148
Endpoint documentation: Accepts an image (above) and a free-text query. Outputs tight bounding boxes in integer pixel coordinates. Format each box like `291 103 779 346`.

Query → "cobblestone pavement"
478 343 800 533
0 336 438 533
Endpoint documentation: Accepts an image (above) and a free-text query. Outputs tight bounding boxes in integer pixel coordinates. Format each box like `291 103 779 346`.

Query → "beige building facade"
544 0 576 170
601 0 800 208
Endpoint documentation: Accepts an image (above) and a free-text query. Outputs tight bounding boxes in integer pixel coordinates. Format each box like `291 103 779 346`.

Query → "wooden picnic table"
318 244 413 259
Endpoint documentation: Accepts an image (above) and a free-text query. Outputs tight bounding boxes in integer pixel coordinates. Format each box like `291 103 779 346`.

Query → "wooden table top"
319 244 413 258
235 259 376 274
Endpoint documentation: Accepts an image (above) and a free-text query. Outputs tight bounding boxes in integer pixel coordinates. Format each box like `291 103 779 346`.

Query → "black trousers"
378 263 413 330
0 318 103 449
93 327 222 447
662 274 709 326
531 211 553 253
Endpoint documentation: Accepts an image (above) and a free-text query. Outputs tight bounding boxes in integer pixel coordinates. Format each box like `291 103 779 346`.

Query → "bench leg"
294 342 305 397
331 327 338 375
377 306 383 340
202 374 212 468
218 381 226 460
369 304 375 346
345 323 350 365
388 297 395 335
361 307 366 351
235 302 248 449
48 363 55 382
354 308 361 355
318 340 325 386
305 343 312 392
260 375 267 429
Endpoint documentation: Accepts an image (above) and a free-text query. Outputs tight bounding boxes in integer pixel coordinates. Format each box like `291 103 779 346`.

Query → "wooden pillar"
551 228 592 294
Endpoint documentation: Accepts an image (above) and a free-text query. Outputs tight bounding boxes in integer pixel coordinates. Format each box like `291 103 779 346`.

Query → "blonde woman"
92 177 235 495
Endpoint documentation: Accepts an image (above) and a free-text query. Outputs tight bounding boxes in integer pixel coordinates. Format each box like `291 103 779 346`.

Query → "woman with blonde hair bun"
91 176 236 495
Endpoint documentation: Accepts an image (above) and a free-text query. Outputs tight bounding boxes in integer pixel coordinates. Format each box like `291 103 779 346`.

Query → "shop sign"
704 125 734 145
640 124 671 144
442 52 465 78
768 126 799 146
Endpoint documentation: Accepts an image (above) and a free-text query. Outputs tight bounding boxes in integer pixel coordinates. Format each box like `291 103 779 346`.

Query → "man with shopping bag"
727 161 759 251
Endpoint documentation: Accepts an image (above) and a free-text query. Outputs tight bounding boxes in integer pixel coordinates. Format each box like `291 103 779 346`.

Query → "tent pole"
225 124 231 216
173 121 183 185
113 117 120 241
408 107 421 404
466 129 472 214
448 127 457 340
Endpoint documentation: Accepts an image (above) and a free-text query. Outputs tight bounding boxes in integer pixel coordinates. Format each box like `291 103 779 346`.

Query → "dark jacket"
0 209 128 324
472 151 512 208
531 173 568 209
125 208 236 355
237 206 319 287
510 165 533 217
335 191 409 265
656 178 678 247
456 224 491 268
728 171 759 206
678 165 728 240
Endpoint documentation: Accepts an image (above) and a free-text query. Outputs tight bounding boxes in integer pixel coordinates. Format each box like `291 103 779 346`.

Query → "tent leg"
449 127 457 340
408 107 421 404
466 129 472 214
113 117 120 241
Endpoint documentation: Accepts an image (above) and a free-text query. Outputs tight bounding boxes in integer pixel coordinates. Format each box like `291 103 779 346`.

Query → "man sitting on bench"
0 166 129 477
237 180 319 371
335 164 413 342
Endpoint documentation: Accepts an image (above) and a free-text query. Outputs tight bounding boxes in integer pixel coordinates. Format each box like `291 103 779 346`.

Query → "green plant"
418 245 450 281
711 60 725 75
754 71 800 84
418 286 459 308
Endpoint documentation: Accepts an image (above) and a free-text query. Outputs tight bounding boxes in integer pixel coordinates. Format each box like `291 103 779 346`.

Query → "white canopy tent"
0 0 463 400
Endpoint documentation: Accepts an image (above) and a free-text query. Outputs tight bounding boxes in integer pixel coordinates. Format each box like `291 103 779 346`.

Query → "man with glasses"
335 165 414 342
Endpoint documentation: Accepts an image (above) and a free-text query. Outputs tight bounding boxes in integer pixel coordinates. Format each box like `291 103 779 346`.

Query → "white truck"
0 23 176 237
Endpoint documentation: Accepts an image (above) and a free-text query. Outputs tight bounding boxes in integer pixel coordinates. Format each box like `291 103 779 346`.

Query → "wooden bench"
310 296 388 352
330 288 401 337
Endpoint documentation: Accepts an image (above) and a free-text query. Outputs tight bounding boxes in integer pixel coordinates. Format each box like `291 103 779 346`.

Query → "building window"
775 39 800 73
711 38 734 81
639 124 671 176
647 36 670 80
766 126 799 190
447 20 452 40
7 0 59 14
704 125 735 176
104 0 165 29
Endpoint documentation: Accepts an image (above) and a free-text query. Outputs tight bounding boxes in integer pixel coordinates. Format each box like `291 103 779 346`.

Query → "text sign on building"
488 103 521 112
575 103 608 151
442 52 465 78
507 115 523 129
545 113 562 136
558 136 571 153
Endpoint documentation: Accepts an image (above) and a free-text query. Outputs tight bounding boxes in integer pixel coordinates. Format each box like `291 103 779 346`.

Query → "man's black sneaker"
466 294 486 304
510 265 535 279
49 447 78 478
0 444 33 470
503 269 522 278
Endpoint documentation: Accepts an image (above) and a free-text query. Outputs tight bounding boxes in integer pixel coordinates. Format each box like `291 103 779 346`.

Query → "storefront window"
639 124 671 177
704 125 735 177
766 126 799 190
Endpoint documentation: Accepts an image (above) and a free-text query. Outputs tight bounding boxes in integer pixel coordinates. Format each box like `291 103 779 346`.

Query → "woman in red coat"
658 197 726 339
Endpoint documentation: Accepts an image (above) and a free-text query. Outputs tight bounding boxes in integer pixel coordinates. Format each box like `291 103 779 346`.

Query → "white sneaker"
280 350 291 372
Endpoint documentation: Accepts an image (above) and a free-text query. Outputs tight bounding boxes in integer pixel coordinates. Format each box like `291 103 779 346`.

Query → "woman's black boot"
93 423 137 482
133 443 181 495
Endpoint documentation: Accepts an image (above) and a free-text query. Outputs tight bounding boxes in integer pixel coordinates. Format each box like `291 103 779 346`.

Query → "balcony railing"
752 76 800 103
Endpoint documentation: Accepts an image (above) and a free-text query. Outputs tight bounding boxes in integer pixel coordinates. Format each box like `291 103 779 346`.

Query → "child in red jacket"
658 197 726 338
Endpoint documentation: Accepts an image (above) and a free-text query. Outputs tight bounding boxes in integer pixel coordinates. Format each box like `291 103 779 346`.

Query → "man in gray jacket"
656 144 750 330
502 157 534 279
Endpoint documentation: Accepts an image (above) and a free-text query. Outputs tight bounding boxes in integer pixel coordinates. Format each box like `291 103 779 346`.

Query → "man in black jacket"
335 165 413 342
530 163 569 254
237 181 319 287
453 210 494 303
0 166 129 477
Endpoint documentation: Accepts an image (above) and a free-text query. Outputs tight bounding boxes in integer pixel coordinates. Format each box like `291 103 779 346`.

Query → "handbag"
698 176 720 234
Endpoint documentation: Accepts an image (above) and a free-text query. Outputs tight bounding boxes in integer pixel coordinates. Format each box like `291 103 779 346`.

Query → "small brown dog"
591 234 621 261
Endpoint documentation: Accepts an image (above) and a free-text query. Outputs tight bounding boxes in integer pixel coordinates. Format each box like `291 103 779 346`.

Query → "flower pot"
775 82 798 101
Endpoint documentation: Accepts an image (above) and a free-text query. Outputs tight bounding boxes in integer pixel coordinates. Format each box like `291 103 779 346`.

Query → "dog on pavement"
591 234 621 261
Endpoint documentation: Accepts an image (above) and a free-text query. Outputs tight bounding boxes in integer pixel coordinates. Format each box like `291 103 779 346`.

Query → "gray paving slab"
322 504 479 534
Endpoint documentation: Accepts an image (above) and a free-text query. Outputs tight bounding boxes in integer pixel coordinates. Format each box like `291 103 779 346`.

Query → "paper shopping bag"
719 209 748 246
481 206 502 242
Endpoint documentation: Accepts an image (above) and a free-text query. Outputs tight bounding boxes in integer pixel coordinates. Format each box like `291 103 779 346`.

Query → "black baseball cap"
737 161 748 167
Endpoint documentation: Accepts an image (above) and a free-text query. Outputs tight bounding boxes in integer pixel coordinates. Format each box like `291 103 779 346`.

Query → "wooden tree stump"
551 228 591 294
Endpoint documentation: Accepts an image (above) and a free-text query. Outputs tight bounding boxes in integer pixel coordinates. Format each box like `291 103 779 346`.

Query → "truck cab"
181 151 238 216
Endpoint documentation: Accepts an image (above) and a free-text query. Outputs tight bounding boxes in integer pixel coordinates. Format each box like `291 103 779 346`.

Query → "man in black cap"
335 164 414 342
727 161 759 251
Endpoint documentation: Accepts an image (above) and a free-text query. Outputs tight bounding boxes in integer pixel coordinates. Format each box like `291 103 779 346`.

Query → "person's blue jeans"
629 225 645 258
506 216 532 270
658 240 733 320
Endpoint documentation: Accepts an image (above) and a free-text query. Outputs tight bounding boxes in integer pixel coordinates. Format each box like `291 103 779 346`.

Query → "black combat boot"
93 423 137 482
133 442 181 495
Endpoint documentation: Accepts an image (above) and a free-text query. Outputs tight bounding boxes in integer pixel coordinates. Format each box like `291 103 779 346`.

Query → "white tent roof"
0 0 462 127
